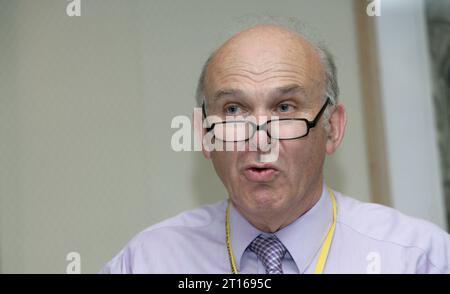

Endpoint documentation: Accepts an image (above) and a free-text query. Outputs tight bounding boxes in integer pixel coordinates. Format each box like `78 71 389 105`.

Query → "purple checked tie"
249 234 287 274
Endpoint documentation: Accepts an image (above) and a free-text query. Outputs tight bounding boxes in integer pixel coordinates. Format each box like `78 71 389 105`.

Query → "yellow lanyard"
225 187 337 274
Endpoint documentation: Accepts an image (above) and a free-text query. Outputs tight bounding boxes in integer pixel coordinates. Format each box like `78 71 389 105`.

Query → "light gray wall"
0 0 371 273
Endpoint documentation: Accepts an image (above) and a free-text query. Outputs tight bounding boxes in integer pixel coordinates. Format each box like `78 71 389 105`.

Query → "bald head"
196 24 339 114
210 25 320 70
204 25 325 106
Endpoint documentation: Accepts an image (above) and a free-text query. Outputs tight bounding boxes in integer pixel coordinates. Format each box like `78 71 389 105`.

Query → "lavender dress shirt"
100 184 450 274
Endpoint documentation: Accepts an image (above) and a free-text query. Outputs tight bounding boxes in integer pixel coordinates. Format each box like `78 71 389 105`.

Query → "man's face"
203 26 330 222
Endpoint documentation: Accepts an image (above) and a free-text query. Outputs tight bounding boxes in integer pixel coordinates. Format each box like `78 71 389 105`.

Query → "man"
100 23 450 274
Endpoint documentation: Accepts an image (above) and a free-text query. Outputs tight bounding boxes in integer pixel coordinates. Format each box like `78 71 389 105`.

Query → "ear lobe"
325 104 347 155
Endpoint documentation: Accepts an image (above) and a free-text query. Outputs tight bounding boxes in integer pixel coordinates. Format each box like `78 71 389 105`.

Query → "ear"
325 104 347 155
193 109 212 159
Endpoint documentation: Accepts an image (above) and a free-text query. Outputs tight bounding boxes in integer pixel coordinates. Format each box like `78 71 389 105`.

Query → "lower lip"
243 168 279 182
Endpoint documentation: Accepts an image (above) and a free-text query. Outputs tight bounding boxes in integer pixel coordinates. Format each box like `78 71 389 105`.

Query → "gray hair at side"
195 15 340 120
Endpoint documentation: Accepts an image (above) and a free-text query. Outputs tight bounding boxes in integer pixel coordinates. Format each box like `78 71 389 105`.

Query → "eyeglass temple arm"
202 101 207 119
308 97 331 128
202 101 215 132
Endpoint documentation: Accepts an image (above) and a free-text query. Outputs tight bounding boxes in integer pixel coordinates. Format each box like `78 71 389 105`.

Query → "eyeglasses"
202 97 331 142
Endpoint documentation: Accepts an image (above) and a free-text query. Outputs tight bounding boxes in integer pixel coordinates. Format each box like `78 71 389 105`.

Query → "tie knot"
249 234 287 274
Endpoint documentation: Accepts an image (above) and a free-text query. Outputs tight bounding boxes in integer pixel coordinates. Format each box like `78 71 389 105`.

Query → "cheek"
279 136 325 177
211 151 240 183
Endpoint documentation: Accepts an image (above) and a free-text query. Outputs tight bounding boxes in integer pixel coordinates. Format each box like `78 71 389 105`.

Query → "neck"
234 179 324 233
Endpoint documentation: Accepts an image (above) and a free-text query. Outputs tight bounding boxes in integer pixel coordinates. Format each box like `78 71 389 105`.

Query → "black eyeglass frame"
201 97 332 142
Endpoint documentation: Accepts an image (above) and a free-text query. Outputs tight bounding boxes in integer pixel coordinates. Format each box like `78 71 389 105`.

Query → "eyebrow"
212 83 307 101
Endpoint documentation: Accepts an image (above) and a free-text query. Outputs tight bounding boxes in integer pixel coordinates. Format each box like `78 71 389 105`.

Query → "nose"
248 117 272 152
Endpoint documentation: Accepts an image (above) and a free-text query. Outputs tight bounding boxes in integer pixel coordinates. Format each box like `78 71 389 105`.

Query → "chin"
246 189 284 211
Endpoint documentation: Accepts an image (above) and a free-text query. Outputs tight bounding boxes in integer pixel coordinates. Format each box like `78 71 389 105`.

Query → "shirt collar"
228 182 332 273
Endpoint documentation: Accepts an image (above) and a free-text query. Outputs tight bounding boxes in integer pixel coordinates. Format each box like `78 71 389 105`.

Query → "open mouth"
244 166 279 182
249 167 272 173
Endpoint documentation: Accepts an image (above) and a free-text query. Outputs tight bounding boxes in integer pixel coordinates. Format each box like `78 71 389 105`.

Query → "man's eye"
224 104 241 115
278 103 294 112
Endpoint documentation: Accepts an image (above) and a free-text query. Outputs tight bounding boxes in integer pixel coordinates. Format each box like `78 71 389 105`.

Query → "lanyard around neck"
225 187 337 274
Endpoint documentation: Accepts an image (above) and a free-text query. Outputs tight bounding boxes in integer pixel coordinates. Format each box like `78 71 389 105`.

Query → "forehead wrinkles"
214 62 309 83
207 63 324 99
